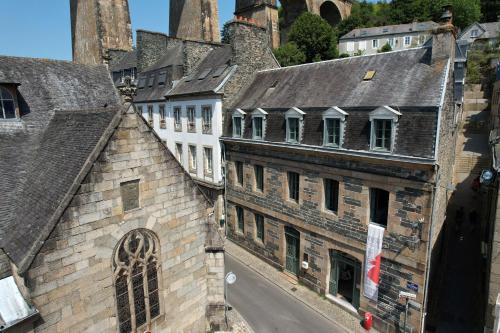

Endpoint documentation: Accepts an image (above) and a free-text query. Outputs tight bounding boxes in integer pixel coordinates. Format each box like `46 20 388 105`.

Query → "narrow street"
225 254 348 333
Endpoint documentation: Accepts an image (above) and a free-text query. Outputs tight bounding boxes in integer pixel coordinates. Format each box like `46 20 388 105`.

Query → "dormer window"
252 108 267 140
323 106 347 148
0 87 16 119
232 109 246 138
369 106 401 153
285 107 305 144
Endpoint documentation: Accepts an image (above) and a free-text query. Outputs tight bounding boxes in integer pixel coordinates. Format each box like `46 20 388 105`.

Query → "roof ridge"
0 54 109 69
259 46 431 73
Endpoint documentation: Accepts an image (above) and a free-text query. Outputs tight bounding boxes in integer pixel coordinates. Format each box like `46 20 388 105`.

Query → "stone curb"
226 240 376 333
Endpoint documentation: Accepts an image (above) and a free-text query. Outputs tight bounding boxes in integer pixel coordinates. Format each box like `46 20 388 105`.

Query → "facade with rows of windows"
222 21 459 333
338 21 439 56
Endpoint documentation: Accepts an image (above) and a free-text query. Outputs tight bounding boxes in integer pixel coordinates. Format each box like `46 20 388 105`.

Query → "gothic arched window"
113 229 161 333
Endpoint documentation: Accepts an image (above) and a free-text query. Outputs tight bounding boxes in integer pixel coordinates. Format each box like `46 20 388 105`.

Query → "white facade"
136 97 223 186
339 32 431 56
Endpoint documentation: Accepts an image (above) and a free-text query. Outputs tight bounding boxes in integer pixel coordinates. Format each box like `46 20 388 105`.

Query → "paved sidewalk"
226 240 377 333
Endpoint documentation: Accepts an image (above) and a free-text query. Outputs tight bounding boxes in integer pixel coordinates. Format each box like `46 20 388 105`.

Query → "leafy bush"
273 42 307 67
379 43 393 53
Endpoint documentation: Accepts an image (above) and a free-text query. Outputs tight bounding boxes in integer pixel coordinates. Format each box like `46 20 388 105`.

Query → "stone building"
0 56 224 332
70 0 133 65
135 20 279 226
169 0 221 43
236 0 353 48
338 21 439 56
221 16 459 333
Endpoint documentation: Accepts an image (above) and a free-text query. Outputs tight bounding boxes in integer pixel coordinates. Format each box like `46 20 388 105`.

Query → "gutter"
221 137 437 166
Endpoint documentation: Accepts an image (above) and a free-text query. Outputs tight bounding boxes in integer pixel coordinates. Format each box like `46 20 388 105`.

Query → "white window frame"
203 146 213 177
388 37 395 48
175 142 183 163
346 42 354 52
202 105 213 134
188 145 197 172
369 106 401 153
232 109 246 138
372 39 379 49
285 107 305 144
322 106 348 148
147 105 154 125
174 106 182 132
404 36 412 46
187 106 196 132
470 29 479 38
358 40 367 51
251 108 267 140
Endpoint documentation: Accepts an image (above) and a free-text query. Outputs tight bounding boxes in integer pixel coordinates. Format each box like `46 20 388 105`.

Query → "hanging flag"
364 224 385 301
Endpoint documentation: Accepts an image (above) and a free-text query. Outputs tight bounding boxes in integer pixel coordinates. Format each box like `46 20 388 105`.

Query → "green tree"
480 0 499 22
273 42 307 67
379 42 393 53
287 12 338 63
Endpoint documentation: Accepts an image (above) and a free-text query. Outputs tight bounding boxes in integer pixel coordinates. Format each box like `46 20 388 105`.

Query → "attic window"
363 71 376 81
0 87 16 119
147 75 155 87
158 72 167 85
198 69 211 80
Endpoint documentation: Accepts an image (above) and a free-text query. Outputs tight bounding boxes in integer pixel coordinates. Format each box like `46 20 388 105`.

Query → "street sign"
399 291 417 299
225 272 236 285
407 282 419 292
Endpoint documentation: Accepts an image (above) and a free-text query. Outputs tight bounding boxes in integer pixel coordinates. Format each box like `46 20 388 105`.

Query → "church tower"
235 0 280 49
169 0 221 43
70 0 133 65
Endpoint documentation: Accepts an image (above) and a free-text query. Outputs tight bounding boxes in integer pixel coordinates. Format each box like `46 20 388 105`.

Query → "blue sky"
0 1 238 60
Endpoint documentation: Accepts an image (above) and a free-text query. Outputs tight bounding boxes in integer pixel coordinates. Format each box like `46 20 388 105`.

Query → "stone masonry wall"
136 30 169 72
26 108 215 332
225 144 433 332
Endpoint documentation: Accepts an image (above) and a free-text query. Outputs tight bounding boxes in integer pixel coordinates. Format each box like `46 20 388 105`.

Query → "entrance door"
329 251 361 309
285 227 300 275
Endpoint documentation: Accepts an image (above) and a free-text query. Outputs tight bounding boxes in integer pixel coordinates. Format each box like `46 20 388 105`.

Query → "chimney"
431 5 456 63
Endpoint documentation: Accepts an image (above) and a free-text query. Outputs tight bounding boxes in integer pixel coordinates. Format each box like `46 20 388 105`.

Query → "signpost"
224 272 237 327
399 291 417 333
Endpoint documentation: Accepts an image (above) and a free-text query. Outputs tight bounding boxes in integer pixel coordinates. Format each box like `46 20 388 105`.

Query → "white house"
458 21 499 45
136 46 236 223
339 21 438 56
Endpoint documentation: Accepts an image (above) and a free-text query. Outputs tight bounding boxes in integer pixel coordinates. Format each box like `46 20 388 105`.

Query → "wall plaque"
121 180 140 212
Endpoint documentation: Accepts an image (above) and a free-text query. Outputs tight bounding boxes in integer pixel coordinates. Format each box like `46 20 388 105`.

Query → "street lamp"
224 271 237 328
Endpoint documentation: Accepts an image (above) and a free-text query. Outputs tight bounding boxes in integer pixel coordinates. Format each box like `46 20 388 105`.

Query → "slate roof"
340 21 438 40
0 56 121 272
479 22 500 39
109 49 137 72
233 47 448 109
134 44 184 102
167 45 235 97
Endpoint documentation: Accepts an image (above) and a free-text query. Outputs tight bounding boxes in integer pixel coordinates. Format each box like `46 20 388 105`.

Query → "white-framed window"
358 41 367 51
372 39 379 49
285 107 305 144
175 142 183 163
188 145 197 172
369 106 401 152
159 104 166 129
346 42 354 52
0 87 16 119
174 106 182 131
203 147 213 177
252 108 267 140
404 36 411 46
202 106 212 134
147 105 154 126
323 106 347 148
232 109 246 138
388 38 395 48
470 29 479 38
187 106 196 132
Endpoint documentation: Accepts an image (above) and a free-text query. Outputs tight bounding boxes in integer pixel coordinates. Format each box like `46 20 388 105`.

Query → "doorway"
285 226 300 275
329 251 361 309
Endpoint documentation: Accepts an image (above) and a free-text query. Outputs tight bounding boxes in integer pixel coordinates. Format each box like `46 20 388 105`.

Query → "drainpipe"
421 164 439 333
222 141 228 238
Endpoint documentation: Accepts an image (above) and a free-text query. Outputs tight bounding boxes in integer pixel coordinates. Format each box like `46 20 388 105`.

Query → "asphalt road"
225 254 347 333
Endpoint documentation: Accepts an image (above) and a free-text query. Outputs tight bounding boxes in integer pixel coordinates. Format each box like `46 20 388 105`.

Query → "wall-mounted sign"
407 282 419 293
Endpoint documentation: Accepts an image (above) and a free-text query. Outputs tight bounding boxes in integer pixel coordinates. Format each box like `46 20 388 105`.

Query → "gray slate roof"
340 21 438 40
110 49 137 72
233 47 448 109
479 22 500 39
167 45 234 97
0 56 121 272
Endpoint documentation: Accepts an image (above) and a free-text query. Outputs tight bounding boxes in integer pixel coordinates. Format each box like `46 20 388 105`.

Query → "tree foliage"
287 12 338 63
273 42 306 67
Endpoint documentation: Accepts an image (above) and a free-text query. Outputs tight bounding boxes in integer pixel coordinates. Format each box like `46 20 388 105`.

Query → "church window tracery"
113 229 161 333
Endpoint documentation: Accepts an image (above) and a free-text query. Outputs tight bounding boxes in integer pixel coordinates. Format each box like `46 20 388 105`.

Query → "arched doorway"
285 226 300 275
320 1 342 27
329 250 361 309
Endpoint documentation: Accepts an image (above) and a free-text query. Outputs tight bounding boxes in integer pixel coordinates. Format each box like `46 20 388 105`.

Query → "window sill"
321 209 339 219
187 129 197 133
174 128 182 132
370 148 392 154
369 222 387 229
203 129 213 135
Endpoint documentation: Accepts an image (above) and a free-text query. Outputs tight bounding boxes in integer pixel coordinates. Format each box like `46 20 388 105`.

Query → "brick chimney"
431 5 456 63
